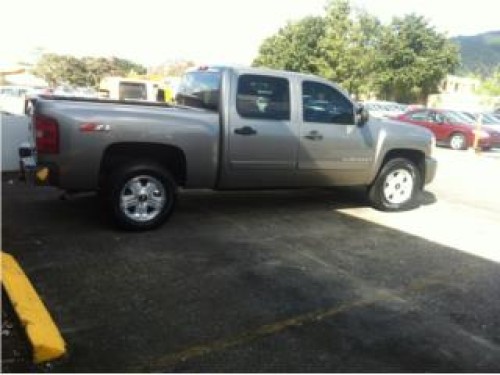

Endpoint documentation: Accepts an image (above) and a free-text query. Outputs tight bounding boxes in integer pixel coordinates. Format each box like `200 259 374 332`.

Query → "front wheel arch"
372 149 425 189
368 157 422 211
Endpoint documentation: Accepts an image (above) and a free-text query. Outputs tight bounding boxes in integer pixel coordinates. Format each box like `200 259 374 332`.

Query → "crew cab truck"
20 66 437 230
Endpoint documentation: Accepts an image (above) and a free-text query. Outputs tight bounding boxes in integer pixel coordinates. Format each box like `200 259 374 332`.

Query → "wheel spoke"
135 202 148 216
145 181 158 196
130 180 143 195
121 195 138 209
149 196 164 209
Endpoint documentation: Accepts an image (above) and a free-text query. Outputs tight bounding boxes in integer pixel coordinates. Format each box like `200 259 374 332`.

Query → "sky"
1 0 499 68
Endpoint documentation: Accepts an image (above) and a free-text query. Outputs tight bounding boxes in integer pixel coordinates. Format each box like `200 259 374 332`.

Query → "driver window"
302 81 354 124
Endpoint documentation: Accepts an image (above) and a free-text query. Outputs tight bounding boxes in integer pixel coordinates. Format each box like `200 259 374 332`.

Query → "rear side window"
408 110 429 121
236 75 290 120
176 71 221 111
119 82 147 100
428 111 445 123
302 81 353 124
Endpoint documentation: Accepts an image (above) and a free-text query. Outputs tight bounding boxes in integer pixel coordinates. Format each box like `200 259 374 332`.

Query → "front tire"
368 158 421 211
105 162 176 230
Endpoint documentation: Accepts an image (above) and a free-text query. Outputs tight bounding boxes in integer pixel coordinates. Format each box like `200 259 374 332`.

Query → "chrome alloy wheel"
450 134 466 150
382 168 414 205
119 175 166 222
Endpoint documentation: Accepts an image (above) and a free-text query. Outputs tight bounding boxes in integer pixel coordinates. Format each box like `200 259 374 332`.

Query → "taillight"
35 114 59 154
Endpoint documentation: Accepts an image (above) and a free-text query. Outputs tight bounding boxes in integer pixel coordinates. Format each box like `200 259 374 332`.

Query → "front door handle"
234 126 257 136
304 130 323 141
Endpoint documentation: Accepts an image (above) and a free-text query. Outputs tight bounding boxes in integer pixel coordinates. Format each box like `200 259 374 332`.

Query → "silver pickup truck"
20 66 437 230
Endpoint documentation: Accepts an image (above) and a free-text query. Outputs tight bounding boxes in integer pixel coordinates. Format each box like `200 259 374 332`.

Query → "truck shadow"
1 177 437 236
2 178 499 373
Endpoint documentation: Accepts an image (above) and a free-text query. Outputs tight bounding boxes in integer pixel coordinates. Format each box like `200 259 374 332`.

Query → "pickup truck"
20 66 437 230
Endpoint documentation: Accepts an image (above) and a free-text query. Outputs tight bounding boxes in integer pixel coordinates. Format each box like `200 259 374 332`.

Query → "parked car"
364 101 407 119
20 66 437 230
394 109 500 150
0 85 31 97
485 113 500 125
461 112 500 127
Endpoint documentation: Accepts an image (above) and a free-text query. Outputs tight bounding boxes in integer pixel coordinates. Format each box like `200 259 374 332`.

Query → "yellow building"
439 75 480 95
428 75 499 112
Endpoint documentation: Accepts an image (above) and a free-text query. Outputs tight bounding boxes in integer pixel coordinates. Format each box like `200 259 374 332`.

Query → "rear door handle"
304 130 323 141
234 126 257 136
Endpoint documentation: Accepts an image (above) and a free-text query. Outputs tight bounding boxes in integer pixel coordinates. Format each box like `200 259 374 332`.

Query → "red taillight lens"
35 114 59 154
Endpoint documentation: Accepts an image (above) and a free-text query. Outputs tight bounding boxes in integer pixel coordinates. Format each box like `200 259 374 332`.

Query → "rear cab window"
176 68 222 111
236 74 290 120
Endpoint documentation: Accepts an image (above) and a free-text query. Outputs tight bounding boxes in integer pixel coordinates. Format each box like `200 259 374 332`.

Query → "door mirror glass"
356 104 369 126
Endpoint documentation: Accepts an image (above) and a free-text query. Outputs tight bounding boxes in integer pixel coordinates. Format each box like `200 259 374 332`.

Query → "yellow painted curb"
1 252 66 363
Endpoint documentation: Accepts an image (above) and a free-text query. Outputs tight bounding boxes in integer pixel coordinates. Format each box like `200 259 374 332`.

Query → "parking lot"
2 147 500 372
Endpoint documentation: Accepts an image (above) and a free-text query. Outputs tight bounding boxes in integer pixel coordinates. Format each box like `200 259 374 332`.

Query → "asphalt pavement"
2 148 500 372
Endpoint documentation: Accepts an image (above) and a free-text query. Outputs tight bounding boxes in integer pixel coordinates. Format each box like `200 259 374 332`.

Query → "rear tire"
449 132 467 150
368 158 421 211
104 162 176 230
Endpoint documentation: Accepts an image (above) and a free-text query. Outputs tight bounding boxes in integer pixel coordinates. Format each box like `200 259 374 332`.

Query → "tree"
147 60 196 77
252 16 326 75
32 54 147 88
111 57 147 76
252 0 460 103
373 14 459 103
32 54 69 87
479 66 500 96
163 60 196 76
314 0 383 97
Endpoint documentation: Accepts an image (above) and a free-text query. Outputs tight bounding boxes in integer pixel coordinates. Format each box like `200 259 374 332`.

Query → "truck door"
296 80 374 185
223 73 298 188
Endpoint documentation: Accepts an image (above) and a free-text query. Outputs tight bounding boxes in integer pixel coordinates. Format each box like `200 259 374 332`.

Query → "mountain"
452 31 500 76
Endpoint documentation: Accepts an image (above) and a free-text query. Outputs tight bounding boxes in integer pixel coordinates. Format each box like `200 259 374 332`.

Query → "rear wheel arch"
99 142 187 188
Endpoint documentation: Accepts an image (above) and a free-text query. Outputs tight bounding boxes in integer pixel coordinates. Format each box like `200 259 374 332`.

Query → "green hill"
452 31 500 76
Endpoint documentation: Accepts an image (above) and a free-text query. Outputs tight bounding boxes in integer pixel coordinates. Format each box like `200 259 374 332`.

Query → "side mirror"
356 104 369 126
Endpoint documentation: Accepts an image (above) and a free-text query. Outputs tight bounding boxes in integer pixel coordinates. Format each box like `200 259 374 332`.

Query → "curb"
1 251 66 363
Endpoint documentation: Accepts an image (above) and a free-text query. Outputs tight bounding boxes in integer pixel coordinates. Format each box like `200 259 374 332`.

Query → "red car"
394 109 500 150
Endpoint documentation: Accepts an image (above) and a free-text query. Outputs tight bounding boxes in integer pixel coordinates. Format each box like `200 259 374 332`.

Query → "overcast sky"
1 0 498 67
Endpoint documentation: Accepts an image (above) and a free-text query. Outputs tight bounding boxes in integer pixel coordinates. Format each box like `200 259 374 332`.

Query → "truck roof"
186 65 319 80
184 65 349 98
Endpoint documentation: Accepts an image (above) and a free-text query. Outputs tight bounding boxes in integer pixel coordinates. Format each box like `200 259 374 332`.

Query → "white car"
364 101 407 119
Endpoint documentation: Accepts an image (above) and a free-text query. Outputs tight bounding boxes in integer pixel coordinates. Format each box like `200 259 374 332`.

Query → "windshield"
443 110 475 124
481 113 500 124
